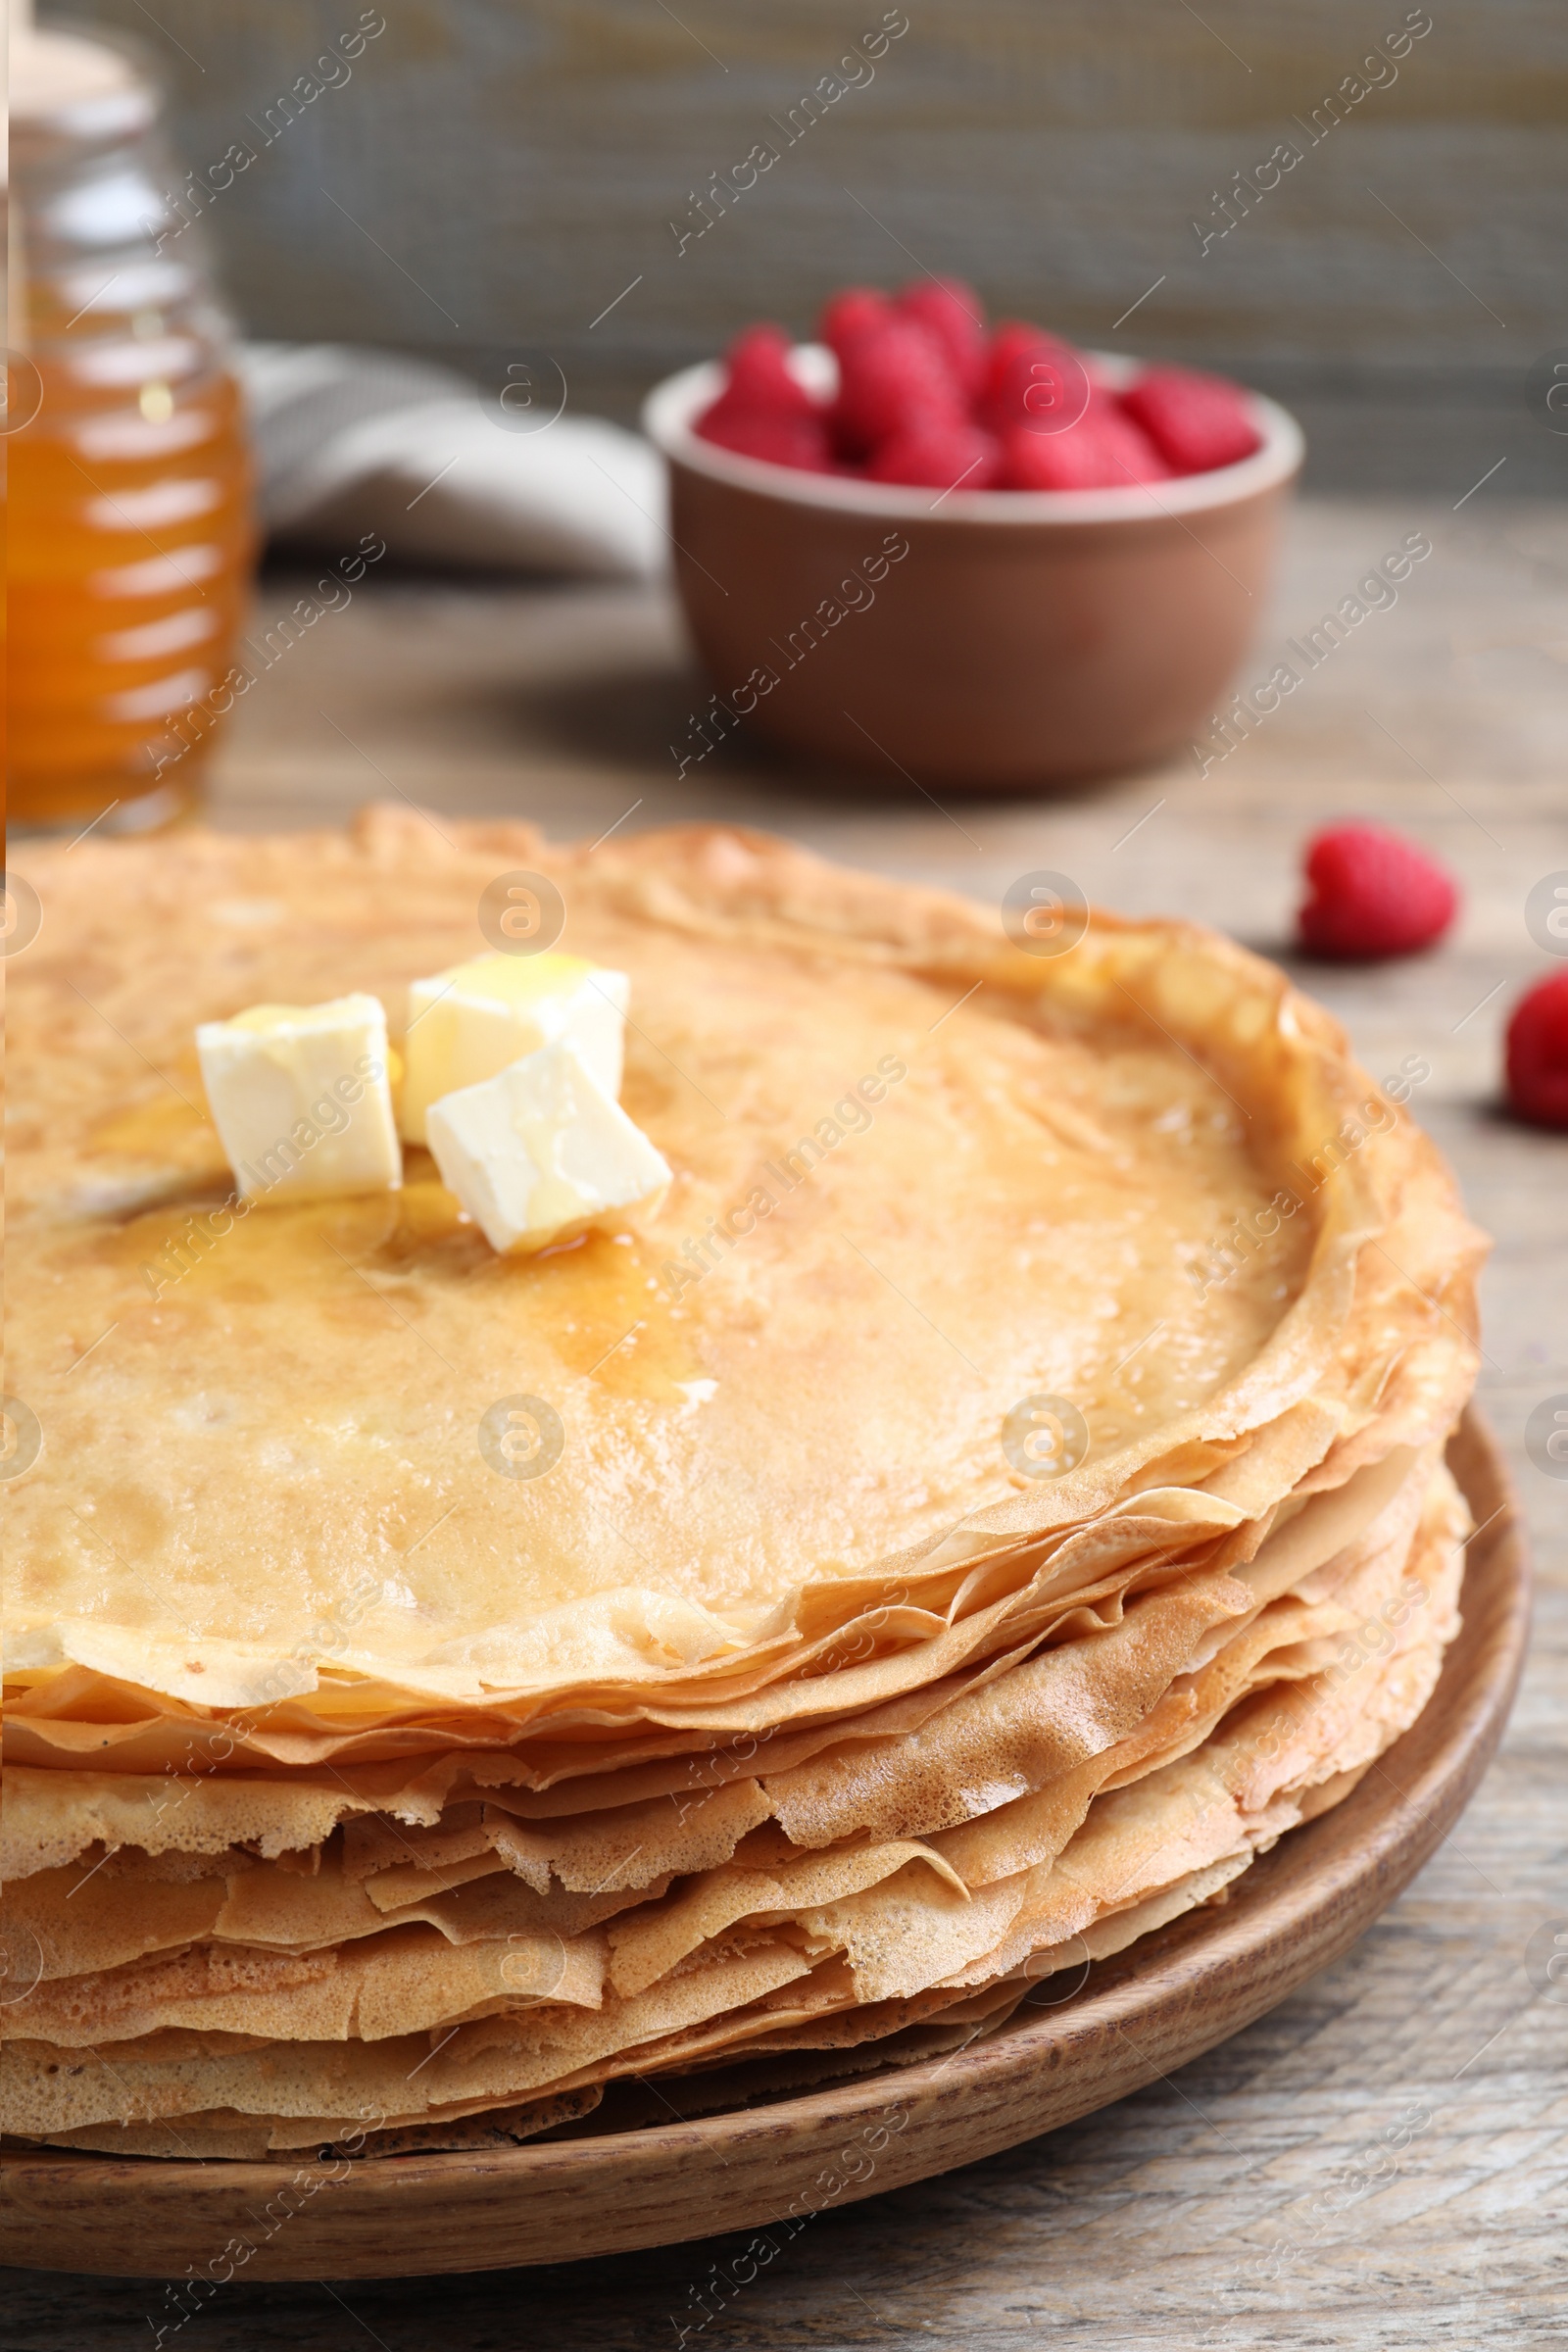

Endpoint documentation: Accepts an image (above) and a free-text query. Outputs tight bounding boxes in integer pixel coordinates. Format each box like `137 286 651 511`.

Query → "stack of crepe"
3 814 1485 2158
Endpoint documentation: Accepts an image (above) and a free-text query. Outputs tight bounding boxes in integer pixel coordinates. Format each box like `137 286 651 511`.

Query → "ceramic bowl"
643 348 1303 791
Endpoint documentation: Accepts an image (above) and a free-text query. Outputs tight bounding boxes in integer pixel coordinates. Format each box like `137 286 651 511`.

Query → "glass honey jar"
8 17 256 833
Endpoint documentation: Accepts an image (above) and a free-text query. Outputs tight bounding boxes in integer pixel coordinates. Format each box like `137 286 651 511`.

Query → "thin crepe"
9 813 1481 1740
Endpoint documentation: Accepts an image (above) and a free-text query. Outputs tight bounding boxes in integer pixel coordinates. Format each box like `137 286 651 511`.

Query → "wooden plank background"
64 0 1568 490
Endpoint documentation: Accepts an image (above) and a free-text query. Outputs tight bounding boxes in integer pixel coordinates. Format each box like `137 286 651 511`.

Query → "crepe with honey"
2 812 1483 2150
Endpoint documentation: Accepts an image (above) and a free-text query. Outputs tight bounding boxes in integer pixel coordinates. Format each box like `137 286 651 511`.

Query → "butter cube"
400 952 628 1144
196 995 401 1200
425 1041 670 1256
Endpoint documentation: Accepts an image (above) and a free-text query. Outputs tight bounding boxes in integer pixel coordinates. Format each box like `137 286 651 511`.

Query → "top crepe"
5 812 1482 1741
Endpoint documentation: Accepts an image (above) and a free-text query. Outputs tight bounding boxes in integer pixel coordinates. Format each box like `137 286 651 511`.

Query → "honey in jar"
8 21 255 833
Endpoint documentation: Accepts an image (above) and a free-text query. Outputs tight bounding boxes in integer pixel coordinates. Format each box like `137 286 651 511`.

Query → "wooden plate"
0 1410 1530 2282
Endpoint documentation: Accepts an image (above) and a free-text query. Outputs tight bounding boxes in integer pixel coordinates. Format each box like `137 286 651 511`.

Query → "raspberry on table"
1297 824 1460 961
867 419 1002 491
1121 366 1261 473
896 277 988 394
1506 971 1568 1129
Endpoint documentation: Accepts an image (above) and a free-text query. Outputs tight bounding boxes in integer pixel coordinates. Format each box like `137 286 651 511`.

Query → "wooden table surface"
11 496 1566 2349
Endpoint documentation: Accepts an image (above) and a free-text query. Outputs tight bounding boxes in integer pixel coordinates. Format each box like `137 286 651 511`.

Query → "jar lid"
9 25 159 152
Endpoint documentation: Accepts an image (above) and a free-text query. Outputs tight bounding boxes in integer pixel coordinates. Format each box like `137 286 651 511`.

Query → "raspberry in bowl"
643 280 1303 790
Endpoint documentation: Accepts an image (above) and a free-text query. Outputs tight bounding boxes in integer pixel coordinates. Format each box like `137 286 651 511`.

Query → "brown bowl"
643 348 1303 792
